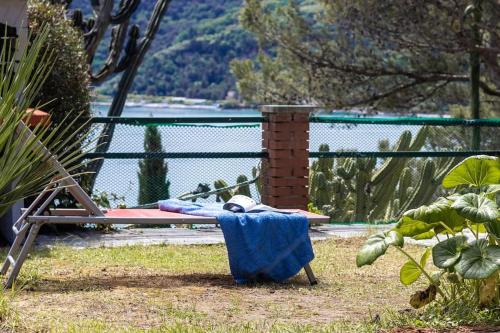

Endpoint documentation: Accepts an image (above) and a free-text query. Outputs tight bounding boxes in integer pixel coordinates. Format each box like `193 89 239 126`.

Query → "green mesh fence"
86 116 500 223
87 118 264 208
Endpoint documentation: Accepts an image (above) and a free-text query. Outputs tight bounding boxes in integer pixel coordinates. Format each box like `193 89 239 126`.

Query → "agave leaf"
442 155 500 188
356 231 403 267
432 235 467 269
0 26 89 218
455 239 500 279
451 193 498 223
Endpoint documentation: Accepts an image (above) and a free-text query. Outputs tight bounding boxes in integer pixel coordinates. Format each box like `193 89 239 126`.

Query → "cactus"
398 168 412 203
353 157 376 221
252 166 262 195
397 159 436 213
309 125 457 223
234 175 252 197
214 179 232 203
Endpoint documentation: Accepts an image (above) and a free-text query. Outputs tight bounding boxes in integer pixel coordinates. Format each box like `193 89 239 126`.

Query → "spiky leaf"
455 239 500 279
356 231 403 267
451 194 498 223
442 155 500 188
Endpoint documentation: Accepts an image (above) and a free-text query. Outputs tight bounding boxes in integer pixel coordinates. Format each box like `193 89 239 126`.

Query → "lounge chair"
1 122 328 288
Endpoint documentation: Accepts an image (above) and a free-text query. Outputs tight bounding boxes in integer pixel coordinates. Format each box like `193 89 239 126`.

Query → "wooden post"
260 105 314 210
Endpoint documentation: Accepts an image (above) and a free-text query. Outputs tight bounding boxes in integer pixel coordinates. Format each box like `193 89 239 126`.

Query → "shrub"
28 0 91 139
357 155 500 315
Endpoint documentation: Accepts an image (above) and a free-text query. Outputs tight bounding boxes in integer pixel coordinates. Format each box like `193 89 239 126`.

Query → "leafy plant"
0 27 91 218
357 155 500 309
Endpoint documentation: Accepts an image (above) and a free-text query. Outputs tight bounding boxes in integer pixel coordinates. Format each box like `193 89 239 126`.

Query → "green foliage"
138 126 171 205
0 27 90 218
72 0 258 100
357 155 500 310
232 0 500 111
28 0 91 136
356 231 403 267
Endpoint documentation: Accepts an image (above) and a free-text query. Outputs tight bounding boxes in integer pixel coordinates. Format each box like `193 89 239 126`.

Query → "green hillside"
71 0 257 100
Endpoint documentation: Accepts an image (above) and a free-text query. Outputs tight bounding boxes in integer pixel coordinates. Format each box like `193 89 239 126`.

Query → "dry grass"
0 237 430 332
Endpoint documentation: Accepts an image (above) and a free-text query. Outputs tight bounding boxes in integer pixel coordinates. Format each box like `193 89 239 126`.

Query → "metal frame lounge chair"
1 122 328 288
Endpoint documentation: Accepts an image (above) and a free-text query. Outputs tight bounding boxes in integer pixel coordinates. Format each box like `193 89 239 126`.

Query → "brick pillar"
260 105 314 210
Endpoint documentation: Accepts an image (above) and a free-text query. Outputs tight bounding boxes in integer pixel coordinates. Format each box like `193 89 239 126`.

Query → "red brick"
267 131 308 141
292 113 309 122
267 187 308 196
268 150 294 159
268 123 308 132
265 177 308 187
269 113 292 122
266 195 308 208
269 140 309 150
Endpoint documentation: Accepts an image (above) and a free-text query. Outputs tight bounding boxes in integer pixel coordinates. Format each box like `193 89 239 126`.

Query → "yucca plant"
0 26 91 218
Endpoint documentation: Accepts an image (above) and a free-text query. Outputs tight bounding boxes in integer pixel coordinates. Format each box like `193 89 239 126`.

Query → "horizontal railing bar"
309 116 500 126
85 152 266 159
90 117 265 124
309 150 500 158
85 151 500 159
90 116 500 126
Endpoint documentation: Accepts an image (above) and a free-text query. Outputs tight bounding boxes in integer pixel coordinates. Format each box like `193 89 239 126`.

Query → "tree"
137 126 170 205
231 0 500 113
50 0 173 191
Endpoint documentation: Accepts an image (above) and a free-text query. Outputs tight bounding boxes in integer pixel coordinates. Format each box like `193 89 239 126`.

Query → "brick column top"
259 105 314 210
259 105 318 113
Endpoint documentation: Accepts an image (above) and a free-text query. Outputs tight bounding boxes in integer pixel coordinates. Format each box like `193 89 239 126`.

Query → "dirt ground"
1 237 497 332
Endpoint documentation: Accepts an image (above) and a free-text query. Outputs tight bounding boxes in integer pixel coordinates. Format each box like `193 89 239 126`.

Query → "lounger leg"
1 222 30 275
2 187 60 275
303 264 317 285
4 223 41 288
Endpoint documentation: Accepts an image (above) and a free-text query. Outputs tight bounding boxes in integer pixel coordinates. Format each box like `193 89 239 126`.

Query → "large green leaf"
356 231 403 267
451 193 498 223
432 235 467 269
403 197 465 233
486 219 500 239
442 155 500 188
455 239 500 279
400 248 431 286
394 216 436 237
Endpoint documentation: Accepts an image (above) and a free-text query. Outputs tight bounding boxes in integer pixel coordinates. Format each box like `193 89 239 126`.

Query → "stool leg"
304 263 317 285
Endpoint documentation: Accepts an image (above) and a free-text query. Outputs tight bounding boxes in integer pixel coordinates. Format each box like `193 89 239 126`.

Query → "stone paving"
34 224 392 249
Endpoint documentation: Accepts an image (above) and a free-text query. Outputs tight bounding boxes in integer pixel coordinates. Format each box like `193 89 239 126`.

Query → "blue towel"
158 199 314 283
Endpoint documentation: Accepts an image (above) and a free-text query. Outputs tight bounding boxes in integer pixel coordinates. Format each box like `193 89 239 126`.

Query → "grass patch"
0 237 497 332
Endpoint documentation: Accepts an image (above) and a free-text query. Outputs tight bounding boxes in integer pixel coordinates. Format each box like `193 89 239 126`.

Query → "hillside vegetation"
71 0 258 100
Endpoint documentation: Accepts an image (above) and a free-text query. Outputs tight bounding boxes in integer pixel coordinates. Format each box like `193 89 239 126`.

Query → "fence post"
259 105 314 210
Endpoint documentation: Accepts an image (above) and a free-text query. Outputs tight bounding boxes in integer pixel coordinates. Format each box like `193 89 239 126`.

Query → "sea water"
92 104 420 207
